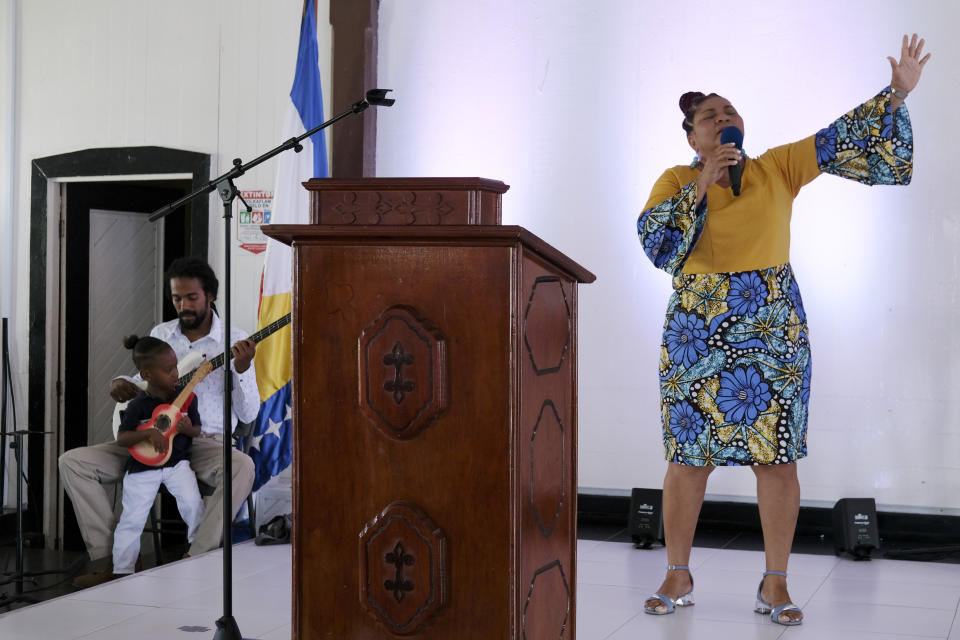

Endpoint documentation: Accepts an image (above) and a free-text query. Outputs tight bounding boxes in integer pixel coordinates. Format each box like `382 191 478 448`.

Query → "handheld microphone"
720 126 743 196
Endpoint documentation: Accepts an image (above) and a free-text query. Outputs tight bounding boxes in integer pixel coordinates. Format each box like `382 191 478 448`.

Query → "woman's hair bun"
679 91 706 115
123 334 140 350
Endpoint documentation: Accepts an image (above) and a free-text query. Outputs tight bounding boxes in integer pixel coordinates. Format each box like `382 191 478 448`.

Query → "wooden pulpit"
263 178 595 639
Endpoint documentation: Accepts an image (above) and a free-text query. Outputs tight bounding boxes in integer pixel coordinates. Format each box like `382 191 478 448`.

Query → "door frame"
28 146 209 548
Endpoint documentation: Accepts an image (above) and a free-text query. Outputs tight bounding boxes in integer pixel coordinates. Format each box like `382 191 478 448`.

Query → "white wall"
0 0 18 510
0 0 332 507
377 0 960 512
3 0 958 515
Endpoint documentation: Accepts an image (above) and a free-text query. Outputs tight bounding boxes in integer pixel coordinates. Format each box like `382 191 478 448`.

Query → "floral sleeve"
637 179 707 275
814 86 913 185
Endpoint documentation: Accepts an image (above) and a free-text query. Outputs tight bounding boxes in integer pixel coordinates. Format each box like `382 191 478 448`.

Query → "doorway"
62 180 190 451
26 147 210 551
60 180 194 550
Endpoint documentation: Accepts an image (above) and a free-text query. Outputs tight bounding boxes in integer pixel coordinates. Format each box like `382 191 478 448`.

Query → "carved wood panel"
325 190 457 225
358 305 448 440
530 400 566 538
359 501 448 635
521 560 571 639
518 255 578 639
523 276 571 375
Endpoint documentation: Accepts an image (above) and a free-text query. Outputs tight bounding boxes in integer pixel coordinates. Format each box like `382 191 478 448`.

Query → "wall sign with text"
236 190 273 254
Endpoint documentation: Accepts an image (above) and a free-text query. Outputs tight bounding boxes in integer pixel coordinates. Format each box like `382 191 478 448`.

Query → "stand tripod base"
0 592 39 607
213 615 244 640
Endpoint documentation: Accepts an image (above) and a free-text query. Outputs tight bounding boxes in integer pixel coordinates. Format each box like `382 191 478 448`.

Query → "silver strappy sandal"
755 570 803 625
644 564 694 615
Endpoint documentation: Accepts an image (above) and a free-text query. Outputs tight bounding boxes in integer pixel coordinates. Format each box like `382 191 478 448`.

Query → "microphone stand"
148 89 394 640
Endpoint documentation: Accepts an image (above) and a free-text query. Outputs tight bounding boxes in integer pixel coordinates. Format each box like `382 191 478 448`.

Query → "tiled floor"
1 535 959 639
0 541 292 640
577 537 960 639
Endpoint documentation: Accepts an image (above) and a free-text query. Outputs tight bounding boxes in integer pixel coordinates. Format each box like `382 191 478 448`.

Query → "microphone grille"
720 126 743 147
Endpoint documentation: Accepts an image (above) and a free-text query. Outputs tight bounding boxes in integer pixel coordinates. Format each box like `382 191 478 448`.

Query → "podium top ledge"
302 177 510 194
303 177 509 225
261 224 596 284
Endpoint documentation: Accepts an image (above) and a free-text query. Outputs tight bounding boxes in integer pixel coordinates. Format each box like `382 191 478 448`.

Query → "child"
111 334 205 576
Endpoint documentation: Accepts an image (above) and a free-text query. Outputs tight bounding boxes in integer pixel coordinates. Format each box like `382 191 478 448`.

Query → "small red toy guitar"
128 362 213 467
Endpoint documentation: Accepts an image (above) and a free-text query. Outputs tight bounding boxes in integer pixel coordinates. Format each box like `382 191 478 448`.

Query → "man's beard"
178 308 207 331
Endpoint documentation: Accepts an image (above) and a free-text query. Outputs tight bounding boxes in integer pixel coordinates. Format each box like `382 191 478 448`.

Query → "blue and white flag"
249 0 328 491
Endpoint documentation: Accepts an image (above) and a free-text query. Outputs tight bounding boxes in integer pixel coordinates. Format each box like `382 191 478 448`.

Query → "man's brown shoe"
72 568 119 589
73 554 140 588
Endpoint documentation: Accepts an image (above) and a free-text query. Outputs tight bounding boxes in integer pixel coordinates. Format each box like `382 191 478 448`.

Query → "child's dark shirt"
117 386 200 473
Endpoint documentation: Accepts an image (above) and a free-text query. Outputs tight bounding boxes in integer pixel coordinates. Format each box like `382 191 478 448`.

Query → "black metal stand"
0 319 7 522
214 177 242 640
0 318 70 608
0 430 45 608
147 89 394 640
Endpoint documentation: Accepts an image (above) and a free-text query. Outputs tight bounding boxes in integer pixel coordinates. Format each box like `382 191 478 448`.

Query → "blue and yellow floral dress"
637 87 913 466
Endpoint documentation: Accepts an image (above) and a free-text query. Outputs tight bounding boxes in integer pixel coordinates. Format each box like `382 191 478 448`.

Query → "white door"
87 209 163 445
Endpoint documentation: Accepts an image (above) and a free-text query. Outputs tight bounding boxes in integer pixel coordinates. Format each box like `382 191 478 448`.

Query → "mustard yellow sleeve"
760 135 821 197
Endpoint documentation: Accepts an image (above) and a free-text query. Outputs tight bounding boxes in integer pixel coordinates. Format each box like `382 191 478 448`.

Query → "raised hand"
888 33 930 96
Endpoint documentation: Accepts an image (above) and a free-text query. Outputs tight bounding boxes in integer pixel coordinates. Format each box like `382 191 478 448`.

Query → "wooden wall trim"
329 0 379 178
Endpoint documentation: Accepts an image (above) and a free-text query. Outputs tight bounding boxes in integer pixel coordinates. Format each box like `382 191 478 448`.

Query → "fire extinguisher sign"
236 190 274 254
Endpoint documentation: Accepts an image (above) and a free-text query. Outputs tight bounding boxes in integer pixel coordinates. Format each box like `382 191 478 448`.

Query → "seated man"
58 257 260 587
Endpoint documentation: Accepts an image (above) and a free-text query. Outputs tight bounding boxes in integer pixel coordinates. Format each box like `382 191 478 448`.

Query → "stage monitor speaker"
628 488 664 549
832 497 879 560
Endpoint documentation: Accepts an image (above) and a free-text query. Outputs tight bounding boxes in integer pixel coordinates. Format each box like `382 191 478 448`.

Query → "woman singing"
636 34 930 625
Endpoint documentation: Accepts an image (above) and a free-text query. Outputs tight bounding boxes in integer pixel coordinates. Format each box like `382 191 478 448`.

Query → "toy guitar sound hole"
154 415 172 433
